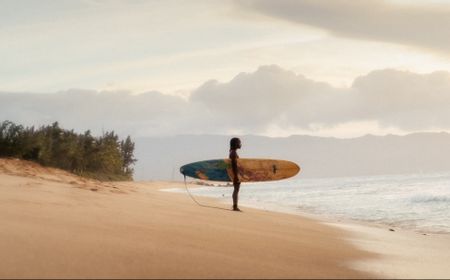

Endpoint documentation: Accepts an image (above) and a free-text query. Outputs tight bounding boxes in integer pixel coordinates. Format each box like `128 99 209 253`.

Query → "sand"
0 158 449 278
332 222 450 278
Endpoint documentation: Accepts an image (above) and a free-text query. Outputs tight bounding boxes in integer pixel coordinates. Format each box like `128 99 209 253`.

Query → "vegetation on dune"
0 120 136 181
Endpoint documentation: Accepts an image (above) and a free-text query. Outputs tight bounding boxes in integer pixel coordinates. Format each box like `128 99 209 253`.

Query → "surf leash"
183 174 230 211
183 174 205 207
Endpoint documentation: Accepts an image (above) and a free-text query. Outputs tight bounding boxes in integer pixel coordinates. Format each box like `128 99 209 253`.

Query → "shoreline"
166 182 450 278
1 158 449 278
168 182 450 235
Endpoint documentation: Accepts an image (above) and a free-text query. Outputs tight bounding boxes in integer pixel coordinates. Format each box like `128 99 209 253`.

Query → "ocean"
170 172 450 234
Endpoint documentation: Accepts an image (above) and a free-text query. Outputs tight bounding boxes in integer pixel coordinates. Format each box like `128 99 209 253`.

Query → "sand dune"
0 158 374 278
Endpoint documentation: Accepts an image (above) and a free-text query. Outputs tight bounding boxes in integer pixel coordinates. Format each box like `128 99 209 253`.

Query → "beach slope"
0 158 372 278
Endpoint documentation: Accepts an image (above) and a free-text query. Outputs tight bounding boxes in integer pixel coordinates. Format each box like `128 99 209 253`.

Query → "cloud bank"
239 0 450 54
1 65 450 137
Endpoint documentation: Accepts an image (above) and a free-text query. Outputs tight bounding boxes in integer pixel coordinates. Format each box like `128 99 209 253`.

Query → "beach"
1 158 449 278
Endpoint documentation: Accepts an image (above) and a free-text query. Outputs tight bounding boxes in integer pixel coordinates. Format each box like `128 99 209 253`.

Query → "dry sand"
0 158 449 278
0 158 371 278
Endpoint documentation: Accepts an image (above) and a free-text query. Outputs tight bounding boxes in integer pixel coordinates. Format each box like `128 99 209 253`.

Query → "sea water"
172 172 450 234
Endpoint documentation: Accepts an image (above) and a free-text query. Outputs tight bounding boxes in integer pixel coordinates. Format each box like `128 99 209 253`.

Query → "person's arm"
230 151 240 184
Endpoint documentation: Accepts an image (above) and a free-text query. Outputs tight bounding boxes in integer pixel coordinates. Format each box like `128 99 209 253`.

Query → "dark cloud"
2 65 450 136
239 0 450 54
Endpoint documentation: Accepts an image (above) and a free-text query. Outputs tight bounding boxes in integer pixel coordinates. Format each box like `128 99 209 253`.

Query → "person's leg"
232 182 241 211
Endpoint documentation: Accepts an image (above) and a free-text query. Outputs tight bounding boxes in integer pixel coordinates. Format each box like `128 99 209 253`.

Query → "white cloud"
190 65 338 129
0 89 192 137
352 69 450 129
191 65 450 133
2 65 450 137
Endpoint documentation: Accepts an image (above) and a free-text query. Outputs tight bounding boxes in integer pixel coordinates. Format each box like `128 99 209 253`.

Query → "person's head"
230 137 242 150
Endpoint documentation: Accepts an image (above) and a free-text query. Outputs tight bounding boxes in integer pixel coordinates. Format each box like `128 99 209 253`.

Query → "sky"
2 0 450 138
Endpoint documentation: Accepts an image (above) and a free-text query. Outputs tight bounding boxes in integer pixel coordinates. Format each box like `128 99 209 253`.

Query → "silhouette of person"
229 137 242 211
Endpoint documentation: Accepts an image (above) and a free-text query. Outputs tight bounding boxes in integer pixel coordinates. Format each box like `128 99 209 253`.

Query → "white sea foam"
176 172 450 234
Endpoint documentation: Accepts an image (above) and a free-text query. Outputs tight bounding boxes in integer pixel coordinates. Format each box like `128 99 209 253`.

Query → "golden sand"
0 158 374 278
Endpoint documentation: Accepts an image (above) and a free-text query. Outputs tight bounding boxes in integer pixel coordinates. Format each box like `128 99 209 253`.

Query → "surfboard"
180 159 300 182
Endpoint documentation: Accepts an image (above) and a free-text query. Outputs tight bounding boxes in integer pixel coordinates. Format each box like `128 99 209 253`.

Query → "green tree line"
0 120 136 181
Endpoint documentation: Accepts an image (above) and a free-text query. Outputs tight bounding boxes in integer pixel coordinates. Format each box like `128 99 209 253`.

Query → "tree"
121 136 137 177
0 120 24 156
0 120 137 181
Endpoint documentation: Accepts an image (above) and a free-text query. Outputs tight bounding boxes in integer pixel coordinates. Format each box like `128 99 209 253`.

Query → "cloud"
191 65 450 132
1 65 450 137
352 69 450 129
190 65 342 130
0 89 194 137
238 0 450 54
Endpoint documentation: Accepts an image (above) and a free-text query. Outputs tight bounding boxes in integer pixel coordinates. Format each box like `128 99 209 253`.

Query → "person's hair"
230 137 241 150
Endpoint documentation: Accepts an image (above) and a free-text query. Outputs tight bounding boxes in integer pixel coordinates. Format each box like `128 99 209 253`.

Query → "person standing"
229 137 242 211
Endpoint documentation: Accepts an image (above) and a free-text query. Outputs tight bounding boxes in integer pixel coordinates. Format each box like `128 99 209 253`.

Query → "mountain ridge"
133 132 450 181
